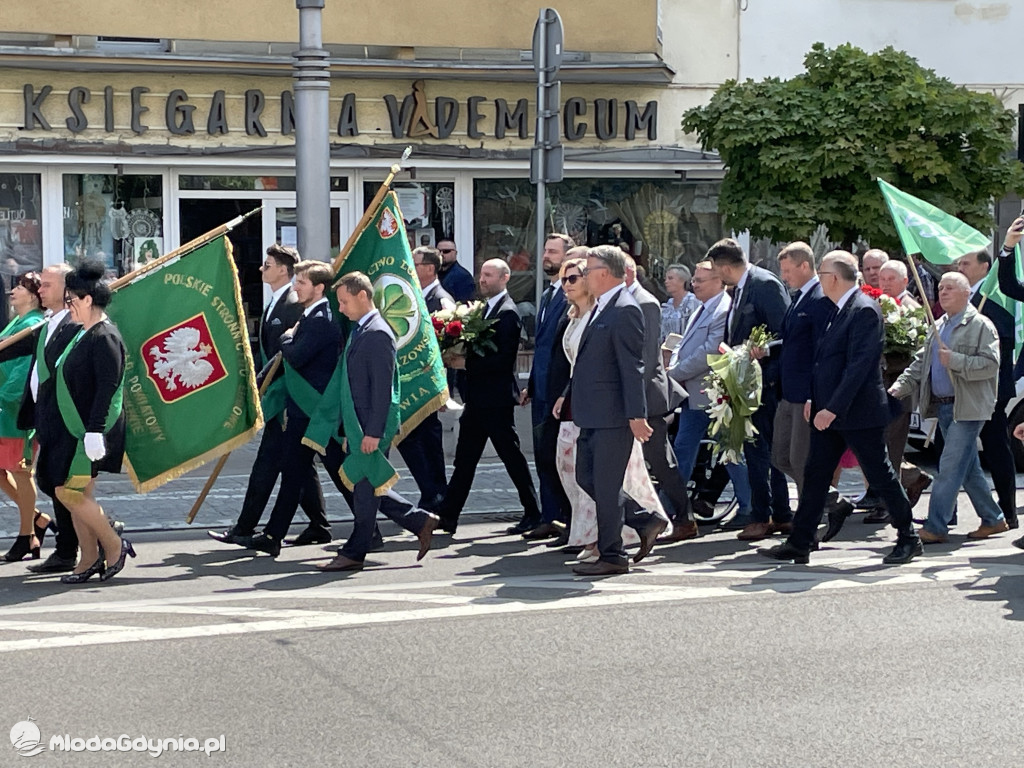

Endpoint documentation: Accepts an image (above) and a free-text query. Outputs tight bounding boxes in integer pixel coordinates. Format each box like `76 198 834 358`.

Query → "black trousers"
980 402 1018 526
235 417 328 536
395 412 448 511
642 414 691 521
576 425 658 566
533 402 571 525
789 425 918 552
440 405 540 527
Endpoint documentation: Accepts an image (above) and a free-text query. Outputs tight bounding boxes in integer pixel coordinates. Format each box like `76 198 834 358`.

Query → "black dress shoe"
634 518 668 563
207 526 252 546
758 542 810 565
288 527 333 547
437 516 458 535
882 537 923 565
244 533 281 557
26 552 77 573
854 492 884 511
546 531 571 548
1012 535 1024 551
821 497 854 543
505 518 540 536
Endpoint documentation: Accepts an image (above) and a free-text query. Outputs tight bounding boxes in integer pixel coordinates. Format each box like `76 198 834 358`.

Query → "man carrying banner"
208 244 331 548
316 272 439 571
244 260 341 557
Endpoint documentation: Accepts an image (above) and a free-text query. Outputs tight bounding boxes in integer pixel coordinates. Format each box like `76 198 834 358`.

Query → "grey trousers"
772 399 811 496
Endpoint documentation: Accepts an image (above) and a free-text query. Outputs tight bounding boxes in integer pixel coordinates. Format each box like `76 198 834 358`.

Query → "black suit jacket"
571 285 646 428
972 289 1014 403
630 283 685 417
545 314 572 406
0 313 81 431
726 264 791 385
779 280 835 404
259 288 304 364
811 291 890 430
279 300 342 421
464 293 522 409
423 282 455 314
346 311 397 439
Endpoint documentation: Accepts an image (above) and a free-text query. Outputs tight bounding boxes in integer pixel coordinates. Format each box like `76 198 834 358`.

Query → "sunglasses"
438 248 455 254
563 274 583 285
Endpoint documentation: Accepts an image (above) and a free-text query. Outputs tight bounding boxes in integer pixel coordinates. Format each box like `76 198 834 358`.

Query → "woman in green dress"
0 273 48 562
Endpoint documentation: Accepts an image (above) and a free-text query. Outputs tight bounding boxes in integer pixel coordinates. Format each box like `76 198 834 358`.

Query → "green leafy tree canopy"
682 43 1024 250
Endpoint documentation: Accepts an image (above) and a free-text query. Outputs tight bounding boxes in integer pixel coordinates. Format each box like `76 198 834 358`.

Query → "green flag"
877 178 991 265
334 190 448 442
107 236 262 492
979 245 1024 361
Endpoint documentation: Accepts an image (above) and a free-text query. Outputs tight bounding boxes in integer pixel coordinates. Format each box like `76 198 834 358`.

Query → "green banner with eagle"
106 236 262 492
333 190 448 441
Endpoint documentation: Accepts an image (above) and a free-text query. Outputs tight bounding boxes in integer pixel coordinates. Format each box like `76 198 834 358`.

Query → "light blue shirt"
930 311 963 398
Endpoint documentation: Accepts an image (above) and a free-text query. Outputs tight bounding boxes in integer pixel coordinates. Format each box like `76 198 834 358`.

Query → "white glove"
84 432 106 461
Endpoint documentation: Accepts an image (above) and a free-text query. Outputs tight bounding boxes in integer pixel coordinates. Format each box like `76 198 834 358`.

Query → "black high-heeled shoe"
99 539 136 582
33 510 50 552
3 534 40 562
59 555 105 584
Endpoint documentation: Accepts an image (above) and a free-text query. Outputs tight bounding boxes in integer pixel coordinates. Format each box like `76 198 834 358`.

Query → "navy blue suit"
778 281 835 405
788 290 917 551
263 300 342 540
725 265 791 524
527 283 571 525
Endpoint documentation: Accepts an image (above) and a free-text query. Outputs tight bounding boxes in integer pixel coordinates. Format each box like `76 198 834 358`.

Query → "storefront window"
180 175 348 192
0 173 43 288
362 181 455 249
62 173 163 276
473 177 724 308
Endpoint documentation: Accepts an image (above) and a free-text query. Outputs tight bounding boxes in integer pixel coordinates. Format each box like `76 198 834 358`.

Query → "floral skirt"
556 422 670 548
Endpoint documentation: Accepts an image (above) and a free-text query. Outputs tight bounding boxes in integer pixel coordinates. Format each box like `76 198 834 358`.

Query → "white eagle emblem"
378 208 399 238
148 327 215 391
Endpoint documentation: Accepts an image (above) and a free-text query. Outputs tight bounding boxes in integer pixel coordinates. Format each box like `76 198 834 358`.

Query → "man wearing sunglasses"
436 239 476 302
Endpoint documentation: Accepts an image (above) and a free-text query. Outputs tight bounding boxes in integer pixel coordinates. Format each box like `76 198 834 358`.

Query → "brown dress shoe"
522 521 566 540
658 520 699 543
316 554 364 572
737 522 772 541
918 528 948 544
904 472 933 508
573 560 629 576
634 518 668 563
416 514 439 561
967 520 1010 539
768 520 792 535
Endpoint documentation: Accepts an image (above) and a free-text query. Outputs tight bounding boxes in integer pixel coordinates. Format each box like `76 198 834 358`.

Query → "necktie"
726 285 741 342
682 303 705 339
539 284 554 324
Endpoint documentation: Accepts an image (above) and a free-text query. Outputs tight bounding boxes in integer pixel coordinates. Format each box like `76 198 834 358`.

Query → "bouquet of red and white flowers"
430 301 498 358
860 285 928 357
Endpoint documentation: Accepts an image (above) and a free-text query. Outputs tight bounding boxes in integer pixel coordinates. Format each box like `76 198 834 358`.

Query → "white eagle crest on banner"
148 327 216 391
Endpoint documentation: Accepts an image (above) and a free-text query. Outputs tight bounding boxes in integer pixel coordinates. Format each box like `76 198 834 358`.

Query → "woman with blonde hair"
552 253 670 561
0 273 48 561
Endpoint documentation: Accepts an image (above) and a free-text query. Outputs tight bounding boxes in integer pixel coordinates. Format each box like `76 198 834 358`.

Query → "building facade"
0 1 738 325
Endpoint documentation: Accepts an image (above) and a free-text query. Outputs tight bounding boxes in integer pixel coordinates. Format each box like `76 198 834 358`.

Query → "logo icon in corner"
142 314 228 404
377 208 399 239
10 720 44 757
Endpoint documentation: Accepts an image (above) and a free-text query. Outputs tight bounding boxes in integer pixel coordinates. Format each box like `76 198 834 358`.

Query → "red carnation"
860 285 883 299
446 320 463 338
432 316 445 331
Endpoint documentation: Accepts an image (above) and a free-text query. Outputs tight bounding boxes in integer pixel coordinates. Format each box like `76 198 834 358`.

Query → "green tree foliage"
682 43 1024 250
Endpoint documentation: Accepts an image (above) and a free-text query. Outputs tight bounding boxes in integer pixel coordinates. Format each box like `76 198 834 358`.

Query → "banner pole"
110 206 263 291
904 253 940 330
185 352 282 524
331 147 411 275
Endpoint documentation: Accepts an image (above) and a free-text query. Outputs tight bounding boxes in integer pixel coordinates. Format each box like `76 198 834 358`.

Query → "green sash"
336 335 401 496
54 327 124 498
34 318 50 387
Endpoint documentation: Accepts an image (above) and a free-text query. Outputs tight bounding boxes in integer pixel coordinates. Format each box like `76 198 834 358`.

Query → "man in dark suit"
317 272 439 571
394 246 453 512
623 255 695 539
761 251 922 565
958 249 1018 529
773 242 835 498
438 258 540 534
520 234 574 541
246 260 342 556
437 239 476 302
209 245 331 549
571 245 666 576
0 264 84 572
707 238 792 542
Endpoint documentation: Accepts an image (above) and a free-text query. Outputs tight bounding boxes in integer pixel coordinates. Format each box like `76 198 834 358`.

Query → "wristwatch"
1002 243 1016 257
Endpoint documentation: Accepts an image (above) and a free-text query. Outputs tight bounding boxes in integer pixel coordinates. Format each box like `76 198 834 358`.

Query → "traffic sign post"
532 8 564 314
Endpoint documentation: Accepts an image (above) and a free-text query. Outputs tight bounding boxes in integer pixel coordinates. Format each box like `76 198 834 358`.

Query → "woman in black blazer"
44 261 134 584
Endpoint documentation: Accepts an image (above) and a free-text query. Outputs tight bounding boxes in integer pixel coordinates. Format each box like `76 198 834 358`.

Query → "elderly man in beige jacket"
889 272 1007 544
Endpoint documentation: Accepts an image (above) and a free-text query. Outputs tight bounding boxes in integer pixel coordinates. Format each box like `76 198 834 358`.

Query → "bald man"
437 258 541 535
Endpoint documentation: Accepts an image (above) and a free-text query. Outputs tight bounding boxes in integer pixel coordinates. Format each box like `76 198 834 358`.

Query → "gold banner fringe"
391 387 450 448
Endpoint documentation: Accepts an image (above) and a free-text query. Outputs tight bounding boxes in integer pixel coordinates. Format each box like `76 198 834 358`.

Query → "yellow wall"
0 0 659 54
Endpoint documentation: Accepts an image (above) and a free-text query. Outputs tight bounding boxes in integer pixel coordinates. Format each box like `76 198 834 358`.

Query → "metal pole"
294 0 331 262
534 15 548 312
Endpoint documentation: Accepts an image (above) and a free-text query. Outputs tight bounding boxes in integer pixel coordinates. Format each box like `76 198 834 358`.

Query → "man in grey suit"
664 260 751 540
623 255 694 538
318 272 439 571
571 245 666 576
